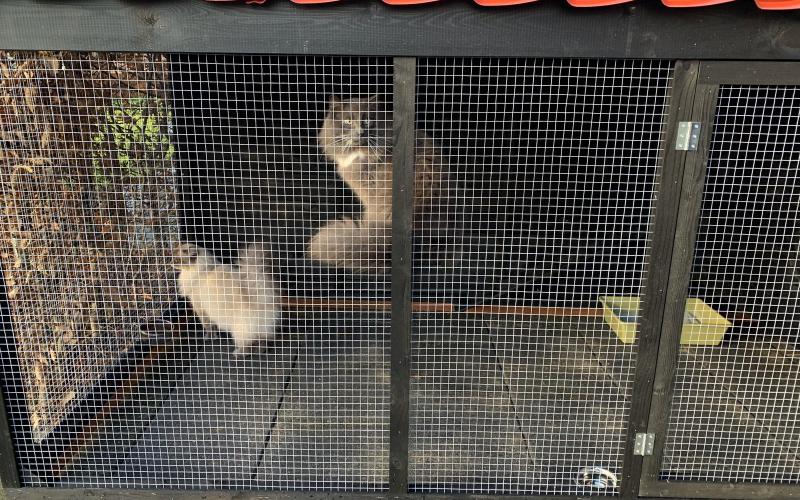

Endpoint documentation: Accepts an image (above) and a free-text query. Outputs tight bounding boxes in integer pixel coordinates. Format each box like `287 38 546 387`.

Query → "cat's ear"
183 243 200 260
174 242 199 266
365 95 383 112
328 95 341 111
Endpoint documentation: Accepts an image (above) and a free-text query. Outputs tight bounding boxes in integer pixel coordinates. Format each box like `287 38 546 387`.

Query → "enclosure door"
639 61 800 500
407 57 675 497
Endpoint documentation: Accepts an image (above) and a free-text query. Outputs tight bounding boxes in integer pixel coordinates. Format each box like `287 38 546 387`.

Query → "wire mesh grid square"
0 52 392 490
662 85 800 484
409 58 674 495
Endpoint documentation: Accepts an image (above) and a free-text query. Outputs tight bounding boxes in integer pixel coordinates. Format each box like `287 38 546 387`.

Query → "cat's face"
319 95 391 159
172 243 211 271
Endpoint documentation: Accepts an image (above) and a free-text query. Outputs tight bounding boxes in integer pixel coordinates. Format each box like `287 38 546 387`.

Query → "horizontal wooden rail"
282 298 453 313
1 0 797 60
463 305 604 317
283 299 604 317
282 298 753 322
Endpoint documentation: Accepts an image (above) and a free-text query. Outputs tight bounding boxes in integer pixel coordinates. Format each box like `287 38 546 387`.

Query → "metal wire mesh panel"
0 51 178 447
410 58 673 495
0 53 391 490
662 85 800 483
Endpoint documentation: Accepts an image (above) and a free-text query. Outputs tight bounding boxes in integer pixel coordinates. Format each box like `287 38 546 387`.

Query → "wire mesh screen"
0 51 178 446
661 85 800 483
0 52 392 490
410 59 674 495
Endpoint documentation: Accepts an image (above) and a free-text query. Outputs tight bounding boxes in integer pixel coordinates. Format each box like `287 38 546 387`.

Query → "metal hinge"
675 121 701 151
634 433 655 456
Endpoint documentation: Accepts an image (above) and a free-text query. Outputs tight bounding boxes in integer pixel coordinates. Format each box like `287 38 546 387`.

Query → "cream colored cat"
174 242 280 356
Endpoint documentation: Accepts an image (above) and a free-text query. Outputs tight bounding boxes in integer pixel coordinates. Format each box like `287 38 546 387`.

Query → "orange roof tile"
203 0 799 9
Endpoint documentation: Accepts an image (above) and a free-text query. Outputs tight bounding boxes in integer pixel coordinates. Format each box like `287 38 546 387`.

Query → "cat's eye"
343 119 352 126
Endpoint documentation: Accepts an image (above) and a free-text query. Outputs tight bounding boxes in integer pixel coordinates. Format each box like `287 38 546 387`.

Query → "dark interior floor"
52 312 800 494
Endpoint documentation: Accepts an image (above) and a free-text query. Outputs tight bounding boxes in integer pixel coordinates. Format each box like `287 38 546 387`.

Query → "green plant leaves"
91 96 174 188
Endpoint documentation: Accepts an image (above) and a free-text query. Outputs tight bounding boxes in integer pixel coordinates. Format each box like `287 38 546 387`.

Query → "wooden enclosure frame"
638 60 800 500
1 2 800 499
1 0 800 60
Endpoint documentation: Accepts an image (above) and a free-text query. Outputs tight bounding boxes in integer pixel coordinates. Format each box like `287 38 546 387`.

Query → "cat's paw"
198 320 218 338
232 342 258 357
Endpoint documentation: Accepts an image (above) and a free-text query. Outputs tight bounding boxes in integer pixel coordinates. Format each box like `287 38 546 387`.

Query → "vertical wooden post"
620 60 699 500
389 56 416 497
638 81 720 498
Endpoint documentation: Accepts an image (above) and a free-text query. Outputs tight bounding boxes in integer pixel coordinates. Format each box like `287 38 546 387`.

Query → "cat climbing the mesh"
173 242 280 356
308 95 447 272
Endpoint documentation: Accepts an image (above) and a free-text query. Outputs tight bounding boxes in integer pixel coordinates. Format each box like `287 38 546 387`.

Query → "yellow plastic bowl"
598 296 732 346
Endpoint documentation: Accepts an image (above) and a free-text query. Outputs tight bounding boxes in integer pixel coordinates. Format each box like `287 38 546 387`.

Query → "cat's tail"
307 218 390 273
238 242 273 274
237 242 282 296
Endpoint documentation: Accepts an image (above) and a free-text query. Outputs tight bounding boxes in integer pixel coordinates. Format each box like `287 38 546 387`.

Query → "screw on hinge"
675 121 701 151
634 433 655 456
